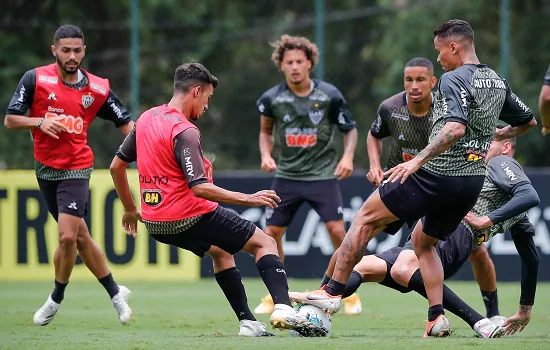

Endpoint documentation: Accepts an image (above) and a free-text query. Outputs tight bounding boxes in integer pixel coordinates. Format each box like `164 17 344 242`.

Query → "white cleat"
269 304 326 337
33 295 60 326
238 320 275 337
112 285 132 324
489 315 507 327
289 289 342 315
474 318 506 338
343 293 362 315
423 315 452 338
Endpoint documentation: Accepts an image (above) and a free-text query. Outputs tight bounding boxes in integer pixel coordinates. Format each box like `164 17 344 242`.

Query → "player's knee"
58 230 77 247
208 246 234 262
390 264 414 286
265 226 285 240
469 245 489 263
260 234 277 251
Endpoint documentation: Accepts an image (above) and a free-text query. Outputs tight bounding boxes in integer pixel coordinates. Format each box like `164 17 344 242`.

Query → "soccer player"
255 34 360 315
367 56 505 322
539 65 550 135
301 19 536 336
110 62 326 337
4 24 133 326
293 137 540 338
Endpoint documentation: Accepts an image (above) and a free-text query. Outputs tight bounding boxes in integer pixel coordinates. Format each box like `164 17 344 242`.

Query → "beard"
56 56 80 75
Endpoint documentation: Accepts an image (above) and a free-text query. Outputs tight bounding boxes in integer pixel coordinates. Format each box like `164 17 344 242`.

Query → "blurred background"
1 0 549 171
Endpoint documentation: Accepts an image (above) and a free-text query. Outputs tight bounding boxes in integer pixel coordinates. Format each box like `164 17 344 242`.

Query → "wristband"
37 118 45 129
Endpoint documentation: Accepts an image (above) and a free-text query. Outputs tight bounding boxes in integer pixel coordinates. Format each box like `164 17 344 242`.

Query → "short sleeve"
498 82 534 127
97 90 133 127
5 69 36 116
256 92 274 118
438 73 471 125
370 102 391 139
173 128 208 188
327 89 356 132
115 124 137 163
487 156 530 195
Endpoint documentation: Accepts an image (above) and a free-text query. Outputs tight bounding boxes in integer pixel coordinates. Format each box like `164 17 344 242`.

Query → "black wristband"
37 118 45 129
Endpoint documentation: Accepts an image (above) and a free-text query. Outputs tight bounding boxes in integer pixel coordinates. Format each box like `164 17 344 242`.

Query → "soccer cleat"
112 285 132 324
343 293 362 315
291 289 342 315
489 315 507 327
238 320 275 337
269 303 327 337
33 295 60 326
474 318 506 338
423 314 452 338
254 294 274 315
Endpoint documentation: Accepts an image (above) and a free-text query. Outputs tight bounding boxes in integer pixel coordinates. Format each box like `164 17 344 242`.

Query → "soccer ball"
290 303 332 337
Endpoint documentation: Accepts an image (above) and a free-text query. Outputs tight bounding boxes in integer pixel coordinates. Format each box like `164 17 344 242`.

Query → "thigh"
56 179 90 218
305 179 344 223
37 179 61 221
266 178 305 227
150 232 211 258
435 224 474 279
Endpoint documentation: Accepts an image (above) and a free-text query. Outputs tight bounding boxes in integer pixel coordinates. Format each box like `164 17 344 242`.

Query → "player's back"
425 64 508 177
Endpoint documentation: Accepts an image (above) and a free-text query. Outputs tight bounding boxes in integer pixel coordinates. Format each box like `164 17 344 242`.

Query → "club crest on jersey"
82 93 95 108
142 189 163 206
308 107 324 125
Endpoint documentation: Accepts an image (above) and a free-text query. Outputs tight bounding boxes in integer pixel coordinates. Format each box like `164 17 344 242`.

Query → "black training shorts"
37 178 89 220
379 167 484 240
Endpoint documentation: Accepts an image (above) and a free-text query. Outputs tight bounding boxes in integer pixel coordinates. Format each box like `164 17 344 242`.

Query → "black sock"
408 270 483 328
428 304 445 322
256 254 291 306
51 280 68 304
320 274 331 288
342 271 363 298
215 267 256 321
325 279 346 296
481 289 500 318
98 273 120 299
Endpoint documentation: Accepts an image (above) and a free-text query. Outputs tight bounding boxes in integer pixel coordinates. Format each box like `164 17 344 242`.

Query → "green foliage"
1 0 549 170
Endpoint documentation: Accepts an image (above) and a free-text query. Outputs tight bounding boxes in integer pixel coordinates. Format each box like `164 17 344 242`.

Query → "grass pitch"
0 280 548 349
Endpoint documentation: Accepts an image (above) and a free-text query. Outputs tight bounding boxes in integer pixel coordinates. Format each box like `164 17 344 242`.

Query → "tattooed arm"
385 121 465 183
494 119 537 141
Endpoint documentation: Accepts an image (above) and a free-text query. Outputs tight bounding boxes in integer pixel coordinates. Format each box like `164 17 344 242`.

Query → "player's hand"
260 155 277 172
384 158 421 184
334 156 354 180
122 210 142 237
503 305 532 335
463 212 493 229
245 190 281 208
39 116 68 139
366 167 384 186
542 126 550 136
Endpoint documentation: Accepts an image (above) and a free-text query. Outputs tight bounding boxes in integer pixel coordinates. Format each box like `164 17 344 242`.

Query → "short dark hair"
53 24 85 44
405 57 433 71
173 62 218 93
433 19 474 42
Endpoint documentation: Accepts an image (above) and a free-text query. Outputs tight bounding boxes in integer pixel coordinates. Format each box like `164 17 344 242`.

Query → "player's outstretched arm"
191 183 280 208
259 115 277 172
504 221 540 335
385 121 465 184
366 131 384 186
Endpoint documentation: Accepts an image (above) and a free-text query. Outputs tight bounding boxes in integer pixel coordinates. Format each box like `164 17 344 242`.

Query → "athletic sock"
320 274 331 288
325 279 346 296
98 273 120 299
408 270 483 328
256 254 291 306
51 280 68 304
215 267 256 321
342 270 363 298
428 304 445 322
481 289 500 318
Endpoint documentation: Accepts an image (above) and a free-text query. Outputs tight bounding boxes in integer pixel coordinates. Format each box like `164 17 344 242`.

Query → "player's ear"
450 42 458 55
502 141 512 155
307 59 312 71
82 45 86 55
194 86 202 98
51 45 56 57
431 76 437 89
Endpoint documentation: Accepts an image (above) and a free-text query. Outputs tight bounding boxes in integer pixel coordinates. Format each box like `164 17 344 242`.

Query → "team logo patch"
142 189 162 206
466 153 484 162
48 92 57 100
308 105 324 125
82 93 94 108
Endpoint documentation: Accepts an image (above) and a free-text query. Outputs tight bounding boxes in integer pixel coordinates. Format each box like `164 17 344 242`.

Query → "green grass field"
1 280 548 349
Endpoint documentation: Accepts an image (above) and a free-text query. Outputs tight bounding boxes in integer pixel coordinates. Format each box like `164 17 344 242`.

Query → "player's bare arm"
4 114 69 139
539 67 550 135
192 183 280 208
119 120 135 135
366 131 384 186
259 115 277 172
109 156 141 236
494 118 537 141
385 121 466 184
335 128 357 180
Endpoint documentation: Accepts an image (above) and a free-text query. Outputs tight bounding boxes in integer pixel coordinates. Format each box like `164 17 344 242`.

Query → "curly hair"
270 35 319 69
